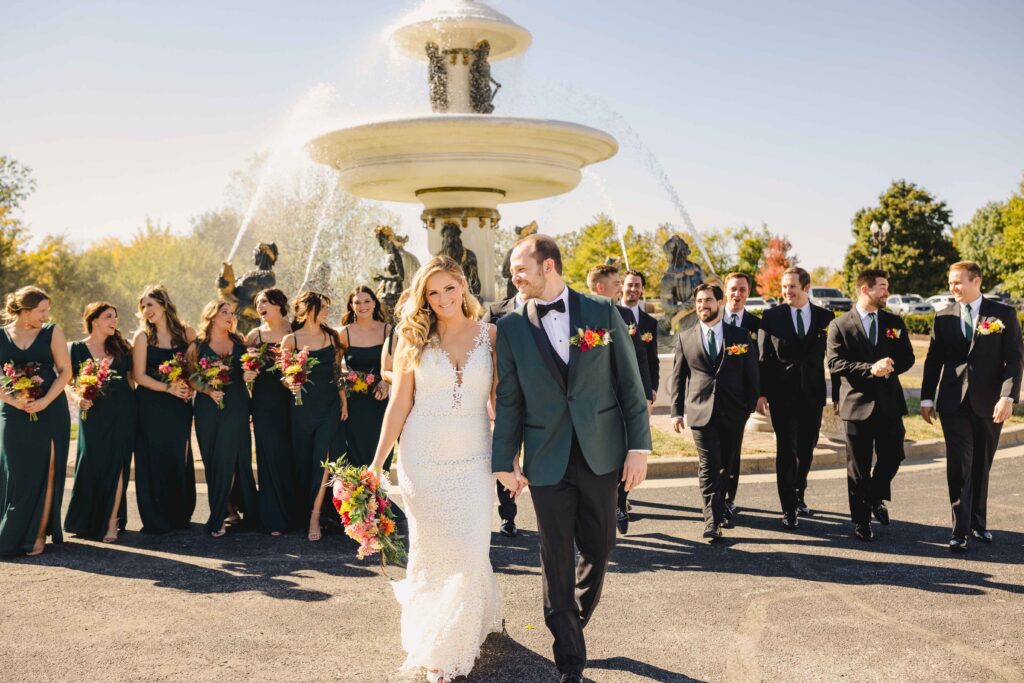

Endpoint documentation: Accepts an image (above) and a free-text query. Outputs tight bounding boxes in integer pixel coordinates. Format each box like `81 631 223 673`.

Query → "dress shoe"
872 503 890 526
971 529 993 543
703 522 722 542
499 519 518 538
726 500 739 518
949 536 969 553
559 674 584 683
796 500 811 517
781 511 799 529
616 507 629 535
720 515 734 529
854 524 874 542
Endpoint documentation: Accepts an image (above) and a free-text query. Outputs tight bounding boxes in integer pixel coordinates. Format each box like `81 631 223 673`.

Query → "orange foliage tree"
755 235 797 299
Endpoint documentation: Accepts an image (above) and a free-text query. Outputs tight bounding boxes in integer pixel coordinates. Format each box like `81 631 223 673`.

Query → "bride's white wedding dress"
394 323 502 678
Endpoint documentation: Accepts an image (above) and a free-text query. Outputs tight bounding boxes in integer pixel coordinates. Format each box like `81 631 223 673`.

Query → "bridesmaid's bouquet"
240 343 276 393
190 354 233 409
1 361 45 422
277 346 320 406
325 459 407 571
73 357 121 421
156 352 188 386
341 368 378 396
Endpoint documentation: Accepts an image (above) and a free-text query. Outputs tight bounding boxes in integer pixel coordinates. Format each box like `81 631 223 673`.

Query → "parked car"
809 287 852 312
888 294 933 315
745 297 771 314
926 294 955 311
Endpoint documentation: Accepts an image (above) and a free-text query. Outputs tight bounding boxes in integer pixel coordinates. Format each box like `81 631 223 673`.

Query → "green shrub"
899 310 1024 335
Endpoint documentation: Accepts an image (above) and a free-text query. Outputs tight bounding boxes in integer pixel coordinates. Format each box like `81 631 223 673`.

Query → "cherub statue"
469 40 501 114
426 42 449 113
438 222 481 296
217 242 278 333
500 220 538 299
374 225 420 320
658 235 706 333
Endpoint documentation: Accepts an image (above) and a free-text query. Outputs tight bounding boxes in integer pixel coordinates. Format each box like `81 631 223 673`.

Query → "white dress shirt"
724 307 745 328
698 318 725 356
790 302 812 334
537 285 571 364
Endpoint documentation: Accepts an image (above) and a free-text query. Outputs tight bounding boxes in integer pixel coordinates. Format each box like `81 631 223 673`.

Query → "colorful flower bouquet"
324 458 407 571
190 354 233 409
277 346 320 406
1 361 45 422
570 327 612 352
342 368 378 396
74 357 121 420
156 352 188 387
240 343 277 393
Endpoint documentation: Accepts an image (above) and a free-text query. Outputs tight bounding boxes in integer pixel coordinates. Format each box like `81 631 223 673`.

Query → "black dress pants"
843 411 905 525
770 402 823 512
496 480 517 522
939 401 1002 538
690 413 745 524
725 427 747 504
529 440 619 676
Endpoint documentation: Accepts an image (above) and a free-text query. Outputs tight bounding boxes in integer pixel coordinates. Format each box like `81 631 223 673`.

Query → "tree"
558 215 661 290
755 235 796 299
996 177 1024 296
953 202 1008 284
734 224 771 277
842 180 958 296
810 266 844 289
0 156 37 300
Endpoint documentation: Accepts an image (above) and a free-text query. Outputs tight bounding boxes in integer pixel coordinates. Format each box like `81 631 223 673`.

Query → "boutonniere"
570 327 612 352
628 323 637 337
885 328 902 339
977 320 1004 335
641 331 654 343
725 343 749 356
818 327 829 338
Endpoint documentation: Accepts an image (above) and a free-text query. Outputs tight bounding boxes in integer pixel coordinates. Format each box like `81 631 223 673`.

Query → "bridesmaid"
189 299 259 537
0 286 72 557
339 286 393 469
245 288 294 536
281 291 347 542
65 302 136 542
132 285 197 533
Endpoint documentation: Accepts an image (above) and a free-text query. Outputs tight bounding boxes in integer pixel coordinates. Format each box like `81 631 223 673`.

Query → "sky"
3 0 1023 270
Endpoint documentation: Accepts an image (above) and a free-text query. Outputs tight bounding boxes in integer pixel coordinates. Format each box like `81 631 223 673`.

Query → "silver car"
926 294 956 312
888 294 933 315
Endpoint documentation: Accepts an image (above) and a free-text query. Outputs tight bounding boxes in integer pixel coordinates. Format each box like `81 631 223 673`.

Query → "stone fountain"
307 0 618 301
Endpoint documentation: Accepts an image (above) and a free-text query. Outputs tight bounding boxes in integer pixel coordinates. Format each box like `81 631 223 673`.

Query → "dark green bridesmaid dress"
193 342 259 534
342 327 392 469
134 343 196 533
289 344 346 527
250 333 294 533
0 323 72 555
64 342 135 539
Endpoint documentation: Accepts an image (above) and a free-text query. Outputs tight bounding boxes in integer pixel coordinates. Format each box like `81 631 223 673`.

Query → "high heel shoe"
426 670 447 683
102 521 120 543
211 524 227 538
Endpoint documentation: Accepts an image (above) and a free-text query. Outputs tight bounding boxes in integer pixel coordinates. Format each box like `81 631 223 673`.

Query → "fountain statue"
308 0 618 301
500 220 538 298
438 222 481 296
374 225 421 319
217 242 279 333
658 235 707 334
303 261 333 298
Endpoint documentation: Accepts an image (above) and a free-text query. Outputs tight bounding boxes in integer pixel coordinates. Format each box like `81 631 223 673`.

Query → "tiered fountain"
308 0 618 301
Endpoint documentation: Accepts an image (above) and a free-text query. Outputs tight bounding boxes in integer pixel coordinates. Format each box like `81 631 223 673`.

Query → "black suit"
827 308 915 525
623 304 660 399
721 309 761 505
670 321 759 524
613 305 653 513
759 303 834 512
921 298 1023 538
483 296 523 524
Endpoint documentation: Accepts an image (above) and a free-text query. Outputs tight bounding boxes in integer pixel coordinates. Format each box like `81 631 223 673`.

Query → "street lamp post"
869 220 891 269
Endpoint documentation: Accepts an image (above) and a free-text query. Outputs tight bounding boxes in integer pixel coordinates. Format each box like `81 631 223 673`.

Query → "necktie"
731 314 738 326
963 304 974 342
868 312 877 346
537 299 565 319
796 309 806 339
707 328 718 362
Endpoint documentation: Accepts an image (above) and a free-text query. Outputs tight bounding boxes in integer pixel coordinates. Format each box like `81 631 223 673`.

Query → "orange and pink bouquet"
569 326 612 352
155 352 187 386
341 368 378 396
240 343 276 393
325 458 406 571
74 357 121 420
190 354 233 409
1 361 45 422
276 346 320 406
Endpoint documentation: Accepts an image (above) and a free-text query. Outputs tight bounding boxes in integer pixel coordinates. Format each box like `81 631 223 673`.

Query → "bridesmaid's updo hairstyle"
340 285 386 326
255 288 288 318
137 285 190 348
196 298 245 347
291 291 343 375
398 255 483 368
82 302 132 362
2 286 50 323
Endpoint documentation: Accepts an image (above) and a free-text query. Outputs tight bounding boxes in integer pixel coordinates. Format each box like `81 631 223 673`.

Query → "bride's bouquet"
324 458 407 571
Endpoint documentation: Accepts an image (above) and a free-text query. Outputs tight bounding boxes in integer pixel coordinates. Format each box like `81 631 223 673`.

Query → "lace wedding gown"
394 323 503 678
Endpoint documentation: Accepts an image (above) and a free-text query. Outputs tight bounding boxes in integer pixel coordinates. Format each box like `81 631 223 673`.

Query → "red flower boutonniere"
641 332 654 344
570 327 612 352
725 343 750 356
977 320 1004 336
885 328 902 339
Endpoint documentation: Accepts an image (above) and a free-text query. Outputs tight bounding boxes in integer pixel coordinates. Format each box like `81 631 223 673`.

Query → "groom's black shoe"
872 502 890 526
616 507 629 535
499 519 518 538
559 673 584 683
703 521 722 542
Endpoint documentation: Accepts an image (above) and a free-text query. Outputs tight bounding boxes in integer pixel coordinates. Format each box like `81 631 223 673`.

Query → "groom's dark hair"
516 234 563 275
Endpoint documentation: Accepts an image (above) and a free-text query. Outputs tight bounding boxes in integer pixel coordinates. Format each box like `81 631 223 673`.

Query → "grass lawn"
903 396 1024 442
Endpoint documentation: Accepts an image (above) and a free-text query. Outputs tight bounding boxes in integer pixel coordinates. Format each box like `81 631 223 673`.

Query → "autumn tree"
755 235 797 299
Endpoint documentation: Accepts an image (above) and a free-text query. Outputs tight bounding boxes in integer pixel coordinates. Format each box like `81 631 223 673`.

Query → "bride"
370 255 516 682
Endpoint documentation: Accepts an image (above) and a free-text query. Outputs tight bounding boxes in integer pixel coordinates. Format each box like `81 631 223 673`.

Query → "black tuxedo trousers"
843 410 905 525
770 401 822 512
691 412 746 524
940 401 1002 537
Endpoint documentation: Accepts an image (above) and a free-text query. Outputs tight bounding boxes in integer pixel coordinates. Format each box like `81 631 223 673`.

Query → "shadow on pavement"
588 656 707 683
463 631 557 681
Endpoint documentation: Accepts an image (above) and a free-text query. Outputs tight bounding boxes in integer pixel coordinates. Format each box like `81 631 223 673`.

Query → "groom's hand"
497 471 526 497
622 451 648 492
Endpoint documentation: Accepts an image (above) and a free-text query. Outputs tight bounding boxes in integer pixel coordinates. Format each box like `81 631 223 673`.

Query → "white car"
926 294 956 312
746 297 772 314
888 294 933 315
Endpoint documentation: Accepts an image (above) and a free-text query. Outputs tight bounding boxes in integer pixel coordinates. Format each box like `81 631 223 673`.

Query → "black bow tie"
537 299 566 319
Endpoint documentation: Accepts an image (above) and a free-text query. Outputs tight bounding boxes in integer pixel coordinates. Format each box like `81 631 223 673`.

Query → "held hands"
993 397 1014 424
870 357 895 378
622 450 648 492
497 462 529 498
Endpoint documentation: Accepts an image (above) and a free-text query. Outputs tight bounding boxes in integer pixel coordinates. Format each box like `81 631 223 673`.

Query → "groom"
493 234 652 683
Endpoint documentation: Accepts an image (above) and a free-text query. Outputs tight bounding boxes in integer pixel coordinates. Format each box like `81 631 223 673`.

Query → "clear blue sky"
4 0 1023 269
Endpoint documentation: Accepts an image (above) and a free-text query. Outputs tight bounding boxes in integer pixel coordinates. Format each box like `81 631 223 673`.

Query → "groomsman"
621 270 660 403
758 267 834 528
921 261 1023 552
720 272 761 517
587 264 653 535
484 291 526 537
826 269 915 541
670 284 759 541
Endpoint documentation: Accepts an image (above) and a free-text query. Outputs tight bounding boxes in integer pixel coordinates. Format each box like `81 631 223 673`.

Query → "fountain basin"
307 116 618 210
390 0 532 61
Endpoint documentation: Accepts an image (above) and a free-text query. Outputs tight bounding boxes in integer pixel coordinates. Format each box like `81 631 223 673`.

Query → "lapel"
950 301 972 357
695 321 725 374
968 298 991 356
525 300 567 393
844 308 876 357
781 304 799 341
684 324 712 375
567 288 583 388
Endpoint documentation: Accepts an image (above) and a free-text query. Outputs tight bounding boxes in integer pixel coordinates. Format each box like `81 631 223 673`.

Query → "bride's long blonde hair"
398 256 483 368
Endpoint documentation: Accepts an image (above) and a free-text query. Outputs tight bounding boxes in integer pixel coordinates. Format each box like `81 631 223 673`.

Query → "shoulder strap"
256 329 263 344
345 327 351 346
